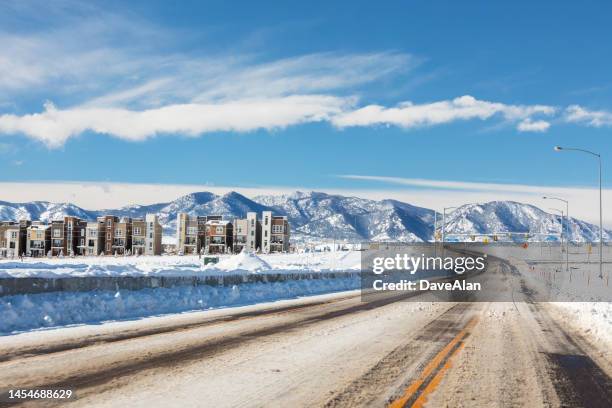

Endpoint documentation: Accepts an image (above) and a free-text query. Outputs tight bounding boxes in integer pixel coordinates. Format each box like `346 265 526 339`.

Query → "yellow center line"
388 316 478 408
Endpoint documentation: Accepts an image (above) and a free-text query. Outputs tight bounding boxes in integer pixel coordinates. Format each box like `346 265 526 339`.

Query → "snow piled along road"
0 251 362 278
0 251 362 335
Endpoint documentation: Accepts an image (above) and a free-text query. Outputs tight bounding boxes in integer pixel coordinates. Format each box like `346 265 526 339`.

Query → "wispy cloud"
564 105 612 127
331 95 555 132
0 2 610 147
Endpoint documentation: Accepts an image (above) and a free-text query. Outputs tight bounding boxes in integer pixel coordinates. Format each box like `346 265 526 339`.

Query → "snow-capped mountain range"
0 191 609 243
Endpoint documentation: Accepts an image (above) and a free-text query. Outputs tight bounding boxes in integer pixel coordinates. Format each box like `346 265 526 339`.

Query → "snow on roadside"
0 276 360 335
550 302 612 350
0 251 361 278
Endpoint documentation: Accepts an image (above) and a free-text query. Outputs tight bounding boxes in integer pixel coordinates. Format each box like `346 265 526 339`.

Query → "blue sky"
1 0 611 221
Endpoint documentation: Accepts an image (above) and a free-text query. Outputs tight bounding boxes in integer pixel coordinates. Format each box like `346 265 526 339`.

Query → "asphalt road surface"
0 258 610 408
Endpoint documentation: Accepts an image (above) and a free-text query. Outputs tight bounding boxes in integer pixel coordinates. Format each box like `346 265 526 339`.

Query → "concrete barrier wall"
0 271 360 297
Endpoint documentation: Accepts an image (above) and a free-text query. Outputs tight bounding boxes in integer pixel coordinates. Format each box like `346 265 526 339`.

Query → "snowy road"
0 258 611 407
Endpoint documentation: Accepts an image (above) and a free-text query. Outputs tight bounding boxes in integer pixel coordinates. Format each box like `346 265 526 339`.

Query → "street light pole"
442 206 457 258
554 146 604 279
543 196 569 272
442 206 458 245
548 207 567 271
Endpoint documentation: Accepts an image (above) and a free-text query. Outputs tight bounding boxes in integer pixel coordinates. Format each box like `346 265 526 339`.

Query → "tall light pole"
548 207 567 272
442 206 459 244
543 196 569 271
442 206 459 259
554 146 603 278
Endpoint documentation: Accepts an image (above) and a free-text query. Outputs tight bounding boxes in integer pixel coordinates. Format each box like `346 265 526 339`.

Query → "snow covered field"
0 251 362 278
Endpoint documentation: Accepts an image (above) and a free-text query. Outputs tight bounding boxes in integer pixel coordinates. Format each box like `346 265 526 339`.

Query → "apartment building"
112 217 132 255
0 220 29 258
26 222 51 257
132 214 162 255
49 216 86 256
145 214 163 255
261 211 290 253
176 214 223 255
205 220 233 254
97 215 119 255
233 212 260 253
77 220 105 256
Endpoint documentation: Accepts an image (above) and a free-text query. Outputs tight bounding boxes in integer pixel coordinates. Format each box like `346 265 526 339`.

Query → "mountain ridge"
0 191 609 243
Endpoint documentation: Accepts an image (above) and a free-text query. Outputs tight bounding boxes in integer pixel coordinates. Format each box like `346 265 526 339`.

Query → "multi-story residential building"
176 214 222 255
0 220 29 258
205 220 233 254
144 214 163 255
261 211 290 253
77 220 105 256
132 214 162 255
97 215 119 255
132 218 147 255
112 217 132 255
233 212 260 253
176 213 198 255
49 216 85 256
26 222 51 257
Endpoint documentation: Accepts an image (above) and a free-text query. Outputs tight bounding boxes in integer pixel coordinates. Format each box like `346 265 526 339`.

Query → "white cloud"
0 96 350 147
564 105 612 127
517 118 551 132
0 94 564 147
331 95 556 130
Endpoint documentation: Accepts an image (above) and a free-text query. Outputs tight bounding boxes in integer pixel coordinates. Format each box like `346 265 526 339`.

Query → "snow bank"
205 251 271 273
0 251 361 278
0 276 360 335
551 302 612 349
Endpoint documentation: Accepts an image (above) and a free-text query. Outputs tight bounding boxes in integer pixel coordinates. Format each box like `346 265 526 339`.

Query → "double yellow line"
389 316 479 408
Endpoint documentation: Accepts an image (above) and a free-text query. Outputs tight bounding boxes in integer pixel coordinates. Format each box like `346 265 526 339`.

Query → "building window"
90 230 97 237
115 229 123 237
187 227 197 235
107 233 111 240
133 227 141 235
53 229 61 237
264 230 268 237
107 220 112 227
10 231 17 239
216 226 224 234
265 217 269 225
272 225 284 233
